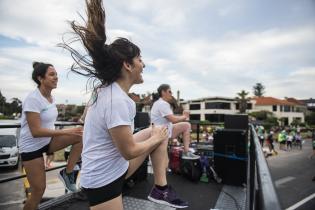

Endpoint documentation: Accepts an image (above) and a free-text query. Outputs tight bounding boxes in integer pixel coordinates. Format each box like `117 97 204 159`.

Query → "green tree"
0 91 6 114
10 98 22 115
249 110 273 121
253 83 265 97
235 90 250 113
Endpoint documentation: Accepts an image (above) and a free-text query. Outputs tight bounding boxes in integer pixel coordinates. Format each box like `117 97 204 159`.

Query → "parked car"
0 128 19 169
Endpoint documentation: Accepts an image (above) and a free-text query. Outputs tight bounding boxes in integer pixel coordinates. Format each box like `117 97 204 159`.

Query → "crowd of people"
256 125 315 181
256 125 308 153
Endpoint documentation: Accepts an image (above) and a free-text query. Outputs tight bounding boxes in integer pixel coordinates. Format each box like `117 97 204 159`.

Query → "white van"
0 128 19 168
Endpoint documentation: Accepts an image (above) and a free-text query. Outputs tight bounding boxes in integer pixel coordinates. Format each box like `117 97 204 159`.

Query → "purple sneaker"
148 186 189 208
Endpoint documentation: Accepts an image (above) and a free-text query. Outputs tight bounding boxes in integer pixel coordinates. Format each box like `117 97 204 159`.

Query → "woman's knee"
182 122 191 133
154 138 168 152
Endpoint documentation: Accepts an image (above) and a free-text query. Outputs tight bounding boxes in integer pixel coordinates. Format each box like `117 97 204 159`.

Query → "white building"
180 96 305 126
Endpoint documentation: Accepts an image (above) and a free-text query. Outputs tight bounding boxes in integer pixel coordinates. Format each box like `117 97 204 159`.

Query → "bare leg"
171 122 191 153
48 134 82 173
126 128 152 178
127 128 169 186
23 158 46 210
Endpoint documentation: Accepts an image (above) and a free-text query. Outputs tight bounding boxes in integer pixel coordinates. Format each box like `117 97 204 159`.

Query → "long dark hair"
32 61 53 87
59 0 141 101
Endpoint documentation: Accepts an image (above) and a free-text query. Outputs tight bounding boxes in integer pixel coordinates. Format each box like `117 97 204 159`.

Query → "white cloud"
0 0 314 104
0 0 84 47
218 4 242 17
289 67 315 77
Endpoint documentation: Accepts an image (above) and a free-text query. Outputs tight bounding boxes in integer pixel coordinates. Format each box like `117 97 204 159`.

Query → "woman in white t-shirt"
20 62 83 210
151 84 200 160
60 0 188 209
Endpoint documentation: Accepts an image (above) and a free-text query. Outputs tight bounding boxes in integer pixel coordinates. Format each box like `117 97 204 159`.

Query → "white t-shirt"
150 98 173 137
19 88 58 153
80 82 136 188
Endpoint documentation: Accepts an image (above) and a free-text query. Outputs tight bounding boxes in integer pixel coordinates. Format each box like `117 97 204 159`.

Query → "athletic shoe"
148 186 188 208
58 168 78 192
182 151 200 160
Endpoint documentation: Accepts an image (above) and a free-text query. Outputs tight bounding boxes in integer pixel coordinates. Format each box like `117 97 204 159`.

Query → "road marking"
275 176 295 187
286 193 315 210
0 199 24 206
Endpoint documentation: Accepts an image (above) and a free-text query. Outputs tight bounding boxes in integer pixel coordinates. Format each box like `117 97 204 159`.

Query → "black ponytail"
59 0 141 101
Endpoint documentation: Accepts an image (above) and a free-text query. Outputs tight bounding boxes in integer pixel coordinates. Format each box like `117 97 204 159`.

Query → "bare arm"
109 125 168 160
165 114 187 124
26 112 83 138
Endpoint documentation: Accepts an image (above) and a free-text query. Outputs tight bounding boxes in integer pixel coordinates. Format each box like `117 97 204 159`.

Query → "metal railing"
0 122 82 184
246 124 281 210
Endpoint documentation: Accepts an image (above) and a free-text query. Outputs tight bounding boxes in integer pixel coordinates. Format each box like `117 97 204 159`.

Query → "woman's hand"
183 110 190 120
151 124 168 143
63 127 83 137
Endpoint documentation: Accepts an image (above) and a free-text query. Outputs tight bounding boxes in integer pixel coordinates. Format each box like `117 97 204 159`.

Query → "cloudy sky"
0 0 315 105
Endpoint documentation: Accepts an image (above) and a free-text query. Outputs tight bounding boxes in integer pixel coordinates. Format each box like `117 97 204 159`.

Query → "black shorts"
82 170 128 207
20 144 50 161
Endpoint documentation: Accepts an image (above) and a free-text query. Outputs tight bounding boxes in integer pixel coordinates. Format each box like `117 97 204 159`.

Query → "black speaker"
134 112 150 130
213 129 248 186
224 114 248 130
180 158 202 182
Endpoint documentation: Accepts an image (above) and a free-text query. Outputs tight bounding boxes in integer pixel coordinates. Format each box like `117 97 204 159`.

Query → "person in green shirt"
278 130 287 151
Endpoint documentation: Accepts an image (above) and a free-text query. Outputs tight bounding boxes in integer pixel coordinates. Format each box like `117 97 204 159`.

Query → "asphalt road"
0 161 68 210
0 164 24 210
267 139 315 210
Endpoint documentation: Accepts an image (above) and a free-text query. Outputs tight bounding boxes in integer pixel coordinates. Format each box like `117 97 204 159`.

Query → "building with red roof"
180 96 306 126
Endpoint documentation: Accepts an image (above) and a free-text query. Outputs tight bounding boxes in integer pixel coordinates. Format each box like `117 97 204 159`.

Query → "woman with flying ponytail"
60 0 188 209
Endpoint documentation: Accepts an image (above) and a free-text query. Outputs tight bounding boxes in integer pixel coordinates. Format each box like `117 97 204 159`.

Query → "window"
295 107 303 112
235 103 252 110
0 135 16 147
272 105 277 111
283 105 290 112
280 105 283 112
189 104 201 110
205 102 231 109
205 114 225 122
189 114 200 121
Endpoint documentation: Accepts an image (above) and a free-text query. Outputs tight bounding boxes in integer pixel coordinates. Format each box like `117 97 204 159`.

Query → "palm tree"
236 90 250 113
253 83 265 97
